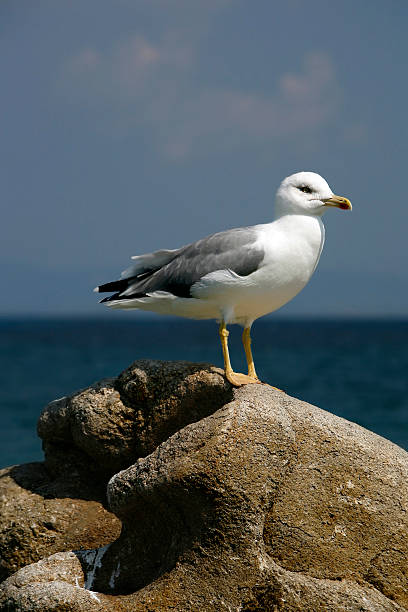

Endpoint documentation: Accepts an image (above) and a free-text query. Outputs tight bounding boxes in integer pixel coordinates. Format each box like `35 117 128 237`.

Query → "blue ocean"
1 317 407 469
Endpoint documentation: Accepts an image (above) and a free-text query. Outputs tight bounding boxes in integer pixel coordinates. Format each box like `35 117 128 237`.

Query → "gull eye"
298 185 312 194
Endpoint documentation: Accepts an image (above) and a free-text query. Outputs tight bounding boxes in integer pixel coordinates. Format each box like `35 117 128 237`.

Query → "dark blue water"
1 317 407 469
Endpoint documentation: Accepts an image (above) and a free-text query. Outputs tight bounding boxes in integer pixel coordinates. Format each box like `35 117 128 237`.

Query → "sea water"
1 317 407 469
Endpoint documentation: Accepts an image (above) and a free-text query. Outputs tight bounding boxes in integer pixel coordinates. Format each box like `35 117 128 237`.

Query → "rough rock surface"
38 360 232 479
1 360 408 611
0 463 121 583
0 361 229 582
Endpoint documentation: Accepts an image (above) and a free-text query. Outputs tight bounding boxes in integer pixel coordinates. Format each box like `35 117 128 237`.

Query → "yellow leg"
219 322 233 378
242 327 258 379
242 326 283 391
219 322 260 387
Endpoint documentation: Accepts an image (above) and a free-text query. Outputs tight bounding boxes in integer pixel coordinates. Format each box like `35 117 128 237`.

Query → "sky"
1 0 408 317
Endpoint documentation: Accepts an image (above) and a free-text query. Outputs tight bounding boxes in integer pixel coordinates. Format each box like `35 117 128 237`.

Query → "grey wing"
121 249 180 279
100 227 264 301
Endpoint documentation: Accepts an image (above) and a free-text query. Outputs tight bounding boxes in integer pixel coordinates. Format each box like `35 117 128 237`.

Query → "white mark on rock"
257 554 269 572
89 591 101 602
74 575 101 602
84 543 111 590
109 560 121 590
346 480 354 488
334 524 347 537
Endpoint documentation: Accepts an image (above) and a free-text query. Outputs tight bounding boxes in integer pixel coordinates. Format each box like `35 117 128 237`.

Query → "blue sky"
2 0 408 316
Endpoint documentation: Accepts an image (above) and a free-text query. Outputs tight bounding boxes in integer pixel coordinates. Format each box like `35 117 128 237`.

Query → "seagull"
94 172 351 386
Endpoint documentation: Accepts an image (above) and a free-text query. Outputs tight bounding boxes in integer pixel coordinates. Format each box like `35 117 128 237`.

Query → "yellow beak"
323 194 352 210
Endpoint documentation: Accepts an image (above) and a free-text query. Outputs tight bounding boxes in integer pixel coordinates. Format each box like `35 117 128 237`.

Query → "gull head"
275 171 352 217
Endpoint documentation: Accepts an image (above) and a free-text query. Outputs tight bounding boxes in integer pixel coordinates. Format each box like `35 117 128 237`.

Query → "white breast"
230 215 325 323
259 215 325 281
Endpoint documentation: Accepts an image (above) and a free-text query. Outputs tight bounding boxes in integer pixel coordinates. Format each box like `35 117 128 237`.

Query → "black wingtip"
96 279 129 294
100 293 121 303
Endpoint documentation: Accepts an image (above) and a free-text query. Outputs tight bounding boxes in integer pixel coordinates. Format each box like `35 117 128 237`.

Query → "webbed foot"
225 370 261 387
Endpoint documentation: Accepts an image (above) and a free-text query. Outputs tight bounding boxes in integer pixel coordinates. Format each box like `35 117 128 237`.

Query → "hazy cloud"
59 29 341 159
62 34 193 104
153 53 340 159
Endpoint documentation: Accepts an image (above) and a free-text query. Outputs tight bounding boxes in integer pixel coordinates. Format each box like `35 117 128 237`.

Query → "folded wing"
95 227 264 302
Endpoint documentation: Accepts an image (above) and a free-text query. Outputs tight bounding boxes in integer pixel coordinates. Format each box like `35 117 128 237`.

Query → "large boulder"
1 361 407 611
38 360 232 479
0 361 230 582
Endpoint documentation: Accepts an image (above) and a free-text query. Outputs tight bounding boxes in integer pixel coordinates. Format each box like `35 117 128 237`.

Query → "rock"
0 552 118 611
0 463 121 583
38 360 231 479
1 551 402 612
1 360 408 611
240 561 404 611
0 360 229 582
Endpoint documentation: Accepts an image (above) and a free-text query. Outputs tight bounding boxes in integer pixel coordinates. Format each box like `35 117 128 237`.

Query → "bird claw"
225 371 261 387
225 370 284 391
